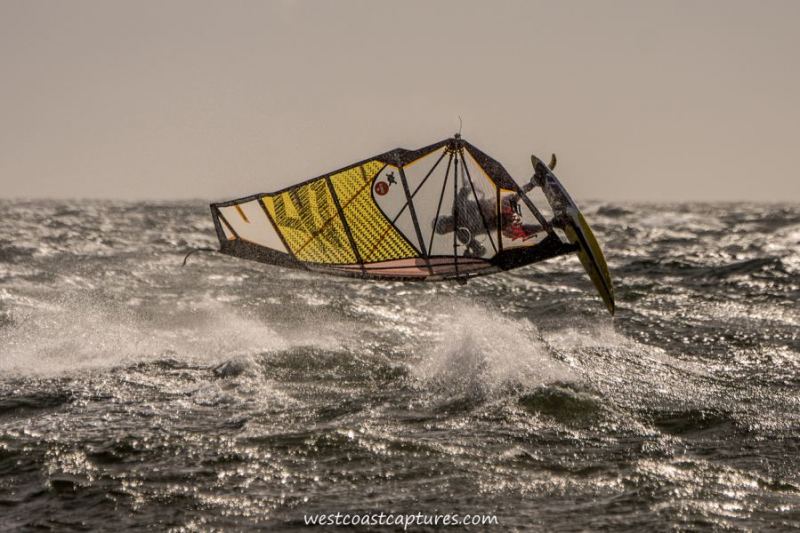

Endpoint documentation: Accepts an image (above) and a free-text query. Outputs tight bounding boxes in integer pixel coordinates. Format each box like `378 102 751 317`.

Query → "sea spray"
412 302 574 398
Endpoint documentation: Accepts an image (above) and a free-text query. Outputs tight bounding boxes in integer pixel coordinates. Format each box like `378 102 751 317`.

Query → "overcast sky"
1 0 798 202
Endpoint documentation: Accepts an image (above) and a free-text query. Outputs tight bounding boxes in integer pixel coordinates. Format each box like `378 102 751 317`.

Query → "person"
433 179 541 255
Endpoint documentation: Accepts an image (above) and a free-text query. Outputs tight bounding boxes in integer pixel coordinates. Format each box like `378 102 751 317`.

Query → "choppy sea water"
0 200 798 531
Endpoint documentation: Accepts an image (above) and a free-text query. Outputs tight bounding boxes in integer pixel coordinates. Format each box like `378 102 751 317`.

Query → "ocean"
1 200 798 531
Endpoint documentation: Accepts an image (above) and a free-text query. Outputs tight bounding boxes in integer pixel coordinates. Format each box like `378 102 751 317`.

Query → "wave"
0 292 332 378
411 302 575 399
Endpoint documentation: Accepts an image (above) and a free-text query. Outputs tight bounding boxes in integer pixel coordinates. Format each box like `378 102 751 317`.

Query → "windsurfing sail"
209 135 615 314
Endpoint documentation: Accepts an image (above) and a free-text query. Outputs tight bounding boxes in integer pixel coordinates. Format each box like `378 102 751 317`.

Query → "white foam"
0 294 292 377
411 302 574 397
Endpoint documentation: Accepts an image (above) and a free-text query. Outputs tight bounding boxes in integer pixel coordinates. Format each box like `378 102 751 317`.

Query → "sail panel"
217 199 288 253
261 178 356 264
328 161 419 263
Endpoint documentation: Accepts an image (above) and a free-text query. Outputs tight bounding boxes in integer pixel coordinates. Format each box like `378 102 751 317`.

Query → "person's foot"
434 215 454 234
465 241 485 257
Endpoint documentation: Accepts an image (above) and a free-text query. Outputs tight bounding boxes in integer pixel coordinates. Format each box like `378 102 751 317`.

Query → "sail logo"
265 179 354 263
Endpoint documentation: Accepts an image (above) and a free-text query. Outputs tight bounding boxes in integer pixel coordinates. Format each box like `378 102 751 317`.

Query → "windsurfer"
433 180 541 254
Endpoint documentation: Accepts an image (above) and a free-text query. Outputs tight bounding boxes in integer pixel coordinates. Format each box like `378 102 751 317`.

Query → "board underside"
533 157 616 314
